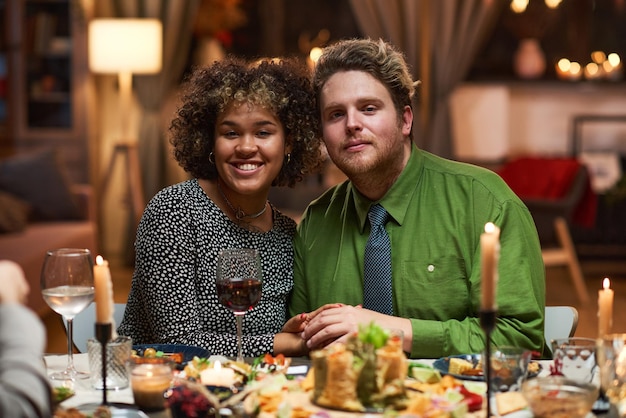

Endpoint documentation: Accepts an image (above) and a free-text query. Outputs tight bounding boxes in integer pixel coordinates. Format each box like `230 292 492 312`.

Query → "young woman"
118 57 323 357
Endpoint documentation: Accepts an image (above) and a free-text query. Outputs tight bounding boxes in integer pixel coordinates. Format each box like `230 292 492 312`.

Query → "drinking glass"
216 248 262 363
41 248 95 380
490 346 532 392
597 333 626 416
551 337 598 385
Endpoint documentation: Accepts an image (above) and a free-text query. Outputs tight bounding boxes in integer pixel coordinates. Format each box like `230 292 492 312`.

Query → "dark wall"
226 0 362 59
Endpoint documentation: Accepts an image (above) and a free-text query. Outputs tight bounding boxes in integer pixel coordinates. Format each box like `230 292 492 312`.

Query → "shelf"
29 91 70 102
1 0 91 183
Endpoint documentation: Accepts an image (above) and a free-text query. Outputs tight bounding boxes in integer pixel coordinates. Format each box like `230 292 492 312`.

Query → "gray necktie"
363 204 393 315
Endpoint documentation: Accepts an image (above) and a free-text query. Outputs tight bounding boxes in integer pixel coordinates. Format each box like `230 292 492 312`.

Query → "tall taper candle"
598 277 614 337
480 222 501 311
94 255 114 325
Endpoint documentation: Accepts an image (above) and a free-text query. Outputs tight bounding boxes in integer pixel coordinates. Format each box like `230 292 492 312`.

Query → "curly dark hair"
170 56 323 187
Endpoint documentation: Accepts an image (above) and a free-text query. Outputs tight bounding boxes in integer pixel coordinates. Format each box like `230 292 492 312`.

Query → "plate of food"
308 323 413 413
132 344 210 364
171 354 292 410
433 354 542 381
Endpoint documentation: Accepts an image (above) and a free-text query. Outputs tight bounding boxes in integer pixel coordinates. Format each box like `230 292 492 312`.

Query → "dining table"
46 353 166 418
45 353 619 418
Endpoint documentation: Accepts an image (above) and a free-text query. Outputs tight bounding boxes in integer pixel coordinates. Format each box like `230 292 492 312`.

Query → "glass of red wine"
216 248 262 363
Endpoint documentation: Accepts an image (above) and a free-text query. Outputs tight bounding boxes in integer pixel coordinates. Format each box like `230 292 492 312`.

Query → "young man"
289 38 548 359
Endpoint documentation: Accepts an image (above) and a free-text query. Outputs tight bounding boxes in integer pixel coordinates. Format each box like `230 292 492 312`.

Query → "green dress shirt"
290 144 549 359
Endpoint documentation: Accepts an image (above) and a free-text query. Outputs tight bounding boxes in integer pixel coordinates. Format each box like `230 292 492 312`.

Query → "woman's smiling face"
213 102 288 199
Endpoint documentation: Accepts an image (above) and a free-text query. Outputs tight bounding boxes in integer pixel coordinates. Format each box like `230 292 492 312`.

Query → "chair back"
544 305 579 352
63 302 127 353
500 158 593 304
498 157 594 246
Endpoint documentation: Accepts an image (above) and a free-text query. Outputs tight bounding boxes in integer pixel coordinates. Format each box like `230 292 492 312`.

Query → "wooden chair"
523 167 590 304
544 305 579 353
541 217 589 303
499 158 593 304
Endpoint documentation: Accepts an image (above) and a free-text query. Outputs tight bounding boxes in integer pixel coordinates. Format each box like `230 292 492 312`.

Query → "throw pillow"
0 148 81 221
0 191 31 233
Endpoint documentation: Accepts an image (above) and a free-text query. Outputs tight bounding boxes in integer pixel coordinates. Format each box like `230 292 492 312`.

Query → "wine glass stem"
235 313 244 363
66 317 76 373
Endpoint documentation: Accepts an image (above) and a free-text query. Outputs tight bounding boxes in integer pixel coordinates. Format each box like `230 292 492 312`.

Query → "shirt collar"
353 143 424 232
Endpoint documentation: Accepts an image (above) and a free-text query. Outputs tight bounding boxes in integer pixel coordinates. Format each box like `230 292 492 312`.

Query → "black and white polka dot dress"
117 178 297 357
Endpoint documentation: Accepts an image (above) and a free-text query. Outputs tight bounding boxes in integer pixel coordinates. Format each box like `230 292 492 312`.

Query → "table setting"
42 240 626 418
44 350 621 418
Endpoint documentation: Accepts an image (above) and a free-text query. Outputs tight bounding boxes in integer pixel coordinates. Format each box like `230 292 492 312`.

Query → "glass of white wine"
41 248 95 380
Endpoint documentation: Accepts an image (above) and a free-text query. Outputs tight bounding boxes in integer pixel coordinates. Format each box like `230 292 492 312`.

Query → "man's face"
318 70 412 181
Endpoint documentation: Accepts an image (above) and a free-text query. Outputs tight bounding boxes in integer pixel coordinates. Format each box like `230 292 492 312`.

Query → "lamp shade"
89 18 162 74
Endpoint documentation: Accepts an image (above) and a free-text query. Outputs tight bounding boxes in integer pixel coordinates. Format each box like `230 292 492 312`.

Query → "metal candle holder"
480 309 496 418
95 323 112 405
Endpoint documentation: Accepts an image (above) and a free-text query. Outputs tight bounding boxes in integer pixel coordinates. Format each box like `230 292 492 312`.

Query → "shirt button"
427 264 435 272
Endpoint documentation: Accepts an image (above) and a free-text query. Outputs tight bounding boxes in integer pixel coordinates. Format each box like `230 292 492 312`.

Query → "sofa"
0 149 98 316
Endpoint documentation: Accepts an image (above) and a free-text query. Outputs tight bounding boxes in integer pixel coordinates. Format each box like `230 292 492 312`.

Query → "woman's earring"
209 152 215 164
285 153 291 164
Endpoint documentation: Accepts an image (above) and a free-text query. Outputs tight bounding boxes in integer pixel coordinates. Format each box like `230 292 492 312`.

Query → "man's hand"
303 304 381 349
302 304 413 353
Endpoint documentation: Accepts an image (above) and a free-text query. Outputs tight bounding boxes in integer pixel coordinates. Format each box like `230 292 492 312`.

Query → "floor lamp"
89 18 162 257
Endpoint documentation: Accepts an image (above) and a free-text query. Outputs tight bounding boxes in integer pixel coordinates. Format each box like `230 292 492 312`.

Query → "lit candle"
94 255 114 325
569 61 583 81
129 363 173 411
584 62 603 80
603 53 622 81
598 277 614 337
200 361 236 387
555 58 571 81
481 222 501 311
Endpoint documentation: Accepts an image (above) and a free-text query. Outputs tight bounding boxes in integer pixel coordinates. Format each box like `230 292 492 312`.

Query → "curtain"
113 0 200 201
348 0 502 158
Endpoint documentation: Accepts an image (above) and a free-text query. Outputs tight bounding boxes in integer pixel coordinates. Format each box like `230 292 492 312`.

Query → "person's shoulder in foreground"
0 260 53 417
291 37 548 359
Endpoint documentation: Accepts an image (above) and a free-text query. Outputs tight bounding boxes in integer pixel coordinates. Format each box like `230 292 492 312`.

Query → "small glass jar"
126 357 174 411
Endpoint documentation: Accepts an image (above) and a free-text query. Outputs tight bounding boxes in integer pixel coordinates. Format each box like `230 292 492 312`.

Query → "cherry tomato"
460 386 483 412
144 347 157 358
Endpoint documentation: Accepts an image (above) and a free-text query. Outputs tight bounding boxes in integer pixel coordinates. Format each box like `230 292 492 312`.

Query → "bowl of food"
521 376 599 418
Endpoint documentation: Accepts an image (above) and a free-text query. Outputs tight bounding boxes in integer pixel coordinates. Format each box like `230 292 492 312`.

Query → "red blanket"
498 157 597 228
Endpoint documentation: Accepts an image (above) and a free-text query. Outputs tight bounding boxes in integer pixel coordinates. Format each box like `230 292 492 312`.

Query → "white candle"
94 255 114 325
598 277 614 337
480 222 501 311
200 361 236 387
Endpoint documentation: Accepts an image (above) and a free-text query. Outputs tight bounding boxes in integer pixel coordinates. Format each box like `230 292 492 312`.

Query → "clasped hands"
280 303 411 356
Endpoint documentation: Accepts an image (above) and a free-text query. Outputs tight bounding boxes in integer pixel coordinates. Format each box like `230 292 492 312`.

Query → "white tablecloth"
45 353 135 408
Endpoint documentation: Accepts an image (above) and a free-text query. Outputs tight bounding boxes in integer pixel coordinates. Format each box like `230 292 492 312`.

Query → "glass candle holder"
126 357 174 412
87 336 132 390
